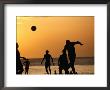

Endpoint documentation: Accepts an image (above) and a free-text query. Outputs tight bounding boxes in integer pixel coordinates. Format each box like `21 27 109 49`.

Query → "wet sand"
22 65 94 75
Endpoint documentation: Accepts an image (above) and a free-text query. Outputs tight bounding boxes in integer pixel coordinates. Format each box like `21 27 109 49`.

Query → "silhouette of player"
16 43 25 74
41 50 54 74
64 40 83 74
58 49 69 74
23 59 30 74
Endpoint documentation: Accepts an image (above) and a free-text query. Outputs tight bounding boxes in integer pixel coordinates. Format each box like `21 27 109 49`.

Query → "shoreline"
22 65 94 75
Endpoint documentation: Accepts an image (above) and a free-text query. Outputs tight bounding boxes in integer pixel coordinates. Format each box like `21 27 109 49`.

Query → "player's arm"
20 57 26 60
41 56 45 64
63 45 67 52
51 56 54 65
58 56 60 66
71 41 83 45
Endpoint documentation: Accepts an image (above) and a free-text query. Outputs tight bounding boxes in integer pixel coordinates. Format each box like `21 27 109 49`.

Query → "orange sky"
17 16 94 58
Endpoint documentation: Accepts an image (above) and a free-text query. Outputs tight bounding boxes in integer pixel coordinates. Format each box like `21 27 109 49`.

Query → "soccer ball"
31 26 37 31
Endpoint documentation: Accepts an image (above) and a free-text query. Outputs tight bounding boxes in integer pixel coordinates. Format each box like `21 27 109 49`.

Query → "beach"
22 65 94 75
22 57 94 75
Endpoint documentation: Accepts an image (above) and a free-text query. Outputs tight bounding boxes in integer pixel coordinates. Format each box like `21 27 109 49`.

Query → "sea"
21 57 94 66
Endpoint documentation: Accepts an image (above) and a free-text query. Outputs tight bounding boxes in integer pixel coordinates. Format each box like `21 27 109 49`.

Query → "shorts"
45 62 50 68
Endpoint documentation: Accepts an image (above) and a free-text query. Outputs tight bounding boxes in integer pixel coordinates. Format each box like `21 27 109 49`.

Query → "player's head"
46 50 49 54
62 49 66 54
66 40 70 45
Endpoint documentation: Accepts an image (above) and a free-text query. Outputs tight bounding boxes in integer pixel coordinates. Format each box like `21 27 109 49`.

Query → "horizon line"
22 57 94 59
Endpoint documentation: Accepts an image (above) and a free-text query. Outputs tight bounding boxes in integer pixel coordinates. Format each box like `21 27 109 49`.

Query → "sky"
17 16 94 58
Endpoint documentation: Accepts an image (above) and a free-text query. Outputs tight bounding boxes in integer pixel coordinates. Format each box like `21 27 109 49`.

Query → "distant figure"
23 59 30 74
16 43 25 74
58 49 69 74
64 40 83 74
41 50 54 74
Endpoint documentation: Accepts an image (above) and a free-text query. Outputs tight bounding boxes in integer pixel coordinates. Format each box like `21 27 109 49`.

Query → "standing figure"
64 40 83 74
58 49 69 74
23 59 30 74
16 43 25 74
41 50 54 74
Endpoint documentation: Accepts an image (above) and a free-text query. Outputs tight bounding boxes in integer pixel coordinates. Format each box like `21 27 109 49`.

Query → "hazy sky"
17 16 94 58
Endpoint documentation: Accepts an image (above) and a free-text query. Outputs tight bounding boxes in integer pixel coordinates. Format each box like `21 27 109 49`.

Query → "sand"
22 65 94 75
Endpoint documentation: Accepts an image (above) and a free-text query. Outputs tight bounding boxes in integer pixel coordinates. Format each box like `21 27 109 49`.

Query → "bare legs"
25 68 29 74
45 65 51 74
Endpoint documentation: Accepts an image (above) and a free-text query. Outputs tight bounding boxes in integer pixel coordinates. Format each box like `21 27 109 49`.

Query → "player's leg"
64 65 69 74
59 66 63 74
26 68 29 74
72 65 75 74
25 68 26 74
72 56 77 74
45 64 49 74
69 56 76 74
48 65 51 74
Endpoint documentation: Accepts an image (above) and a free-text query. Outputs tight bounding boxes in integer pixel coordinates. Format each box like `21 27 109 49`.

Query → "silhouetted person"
16 43 25 74
58 49 69 74
64 40 83 74
41 50 54 74
23 59 30 74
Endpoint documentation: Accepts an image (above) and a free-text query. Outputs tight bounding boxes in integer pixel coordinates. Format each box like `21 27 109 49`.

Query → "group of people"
16 40 83 75
41 40 83 74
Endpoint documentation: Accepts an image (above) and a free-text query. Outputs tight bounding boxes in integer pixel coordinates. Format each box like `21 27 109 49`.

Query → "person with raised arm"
64 40 83 74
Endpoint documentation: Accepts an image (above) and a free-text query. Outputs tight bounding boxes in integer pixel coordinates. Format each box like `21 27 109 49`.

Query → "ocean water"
21 57 94 66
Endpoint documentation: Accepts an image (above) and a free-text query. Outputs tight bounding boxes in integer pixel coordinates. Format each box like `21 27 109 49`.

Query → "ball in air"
31 26 37 31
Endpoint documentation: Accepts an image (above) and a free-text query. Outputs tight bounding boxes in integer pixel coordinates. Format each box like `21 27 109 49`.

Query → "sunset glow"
17 16 94 58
